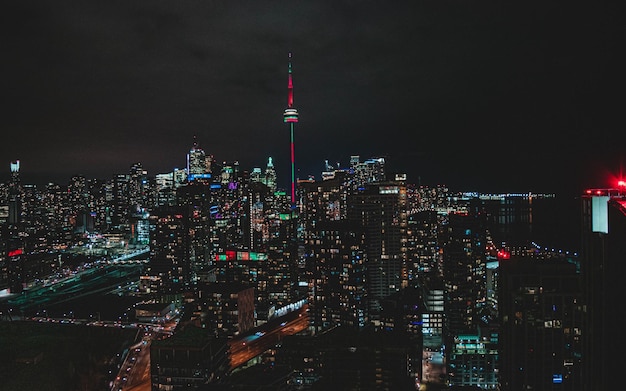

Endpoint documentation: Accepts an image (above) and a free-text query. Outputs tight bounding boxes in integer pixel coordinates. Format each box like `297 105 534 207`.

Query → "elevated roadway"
228 304 309 370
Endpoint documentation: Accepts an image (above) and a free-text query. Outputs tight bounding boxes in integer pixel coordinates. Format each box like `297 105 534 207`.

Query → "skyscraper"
300 173 368 331
6 160 24 293
443 211 487 337
499 255 583 390
580 185 626 389
187 136 209 179
146 206 191 294
348 180 408 323
264 157 277 193
8 160 21 225
128 162 148 216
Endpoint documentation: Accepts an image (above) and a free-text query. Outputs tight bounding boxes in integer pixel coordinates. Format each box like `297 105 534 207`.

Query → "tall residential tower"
580 184 626 389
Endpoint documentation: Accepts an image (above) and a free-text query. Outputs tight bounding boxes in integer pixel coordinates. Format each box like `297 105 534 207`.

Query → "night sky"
2 1 624 195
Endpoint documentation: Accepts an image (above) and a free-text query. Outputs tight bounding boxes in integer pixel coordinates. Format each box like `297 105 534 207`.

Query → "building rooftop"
152 324 216 349
135 302 171 312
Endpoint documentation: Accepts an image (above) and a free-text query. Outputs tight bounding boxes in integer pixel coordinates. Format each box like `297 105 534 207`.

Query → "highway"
229 304 309 370
2 247 309 388
111 337 152 391
109 316 180 391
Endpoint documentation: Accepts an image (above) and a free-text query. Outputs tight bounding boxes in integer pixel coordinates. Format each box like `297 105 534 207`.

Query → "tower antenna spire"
283 52 299 207
287 52 294 108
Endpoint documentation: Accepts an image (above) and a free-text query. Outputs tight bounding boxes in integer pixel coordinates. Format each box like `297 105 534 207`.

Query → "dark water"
531 196 581 252
486 195 581 253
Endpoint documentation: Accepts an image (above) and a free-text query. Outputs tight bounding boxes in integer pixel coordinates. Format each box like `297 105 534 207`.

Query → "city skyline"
3 1 624 195
2 17 617 384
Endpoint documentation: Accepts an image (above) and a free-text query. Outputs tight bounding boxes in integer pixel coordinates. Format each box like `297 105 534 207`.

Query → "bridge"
108 247 150 264
228 303 309 370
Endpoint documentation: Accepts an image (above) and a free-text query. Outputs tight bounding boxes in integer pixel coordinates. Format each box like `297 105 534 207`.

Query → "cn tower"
283 52 299 207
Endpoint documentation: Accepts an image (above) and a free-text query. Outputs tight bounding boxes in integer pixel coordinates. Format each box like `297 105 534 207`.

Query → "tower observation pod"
284 108 299 123
283 52 298 206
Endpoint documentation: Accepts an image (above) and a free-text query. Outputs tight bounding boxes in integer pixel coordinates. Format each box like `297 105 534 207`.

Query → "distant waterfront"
487 193 581 254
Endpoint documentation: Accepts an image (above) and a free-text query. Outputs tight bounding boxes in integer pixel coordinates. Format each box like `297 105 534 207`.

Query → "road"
229 304 309 370
111 334 152 391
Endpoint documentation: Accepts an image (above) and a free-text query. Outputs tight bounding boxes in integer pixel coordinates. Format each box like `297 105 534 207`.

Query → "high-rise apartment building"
499 255 583 390
146 206 191 294
194 282 255 338
443 211 487 337
67 175 92 234
8 160 21 225
440 209 496 388
111 173 130 228
300 173 368 331
5 160 24 293
420 281 447 386
406 210 441 285
580 187 626 390
348 180 408 323
128 162 148 216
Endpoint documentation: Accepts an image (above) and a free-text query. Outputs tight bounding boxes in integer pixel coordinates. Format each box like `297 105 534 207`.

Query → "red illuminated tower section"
283 52 299 207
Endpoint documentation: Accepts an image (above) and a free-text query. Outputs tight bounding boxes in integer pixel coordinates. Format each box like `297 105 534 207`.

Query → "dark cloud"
1 1 624 194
